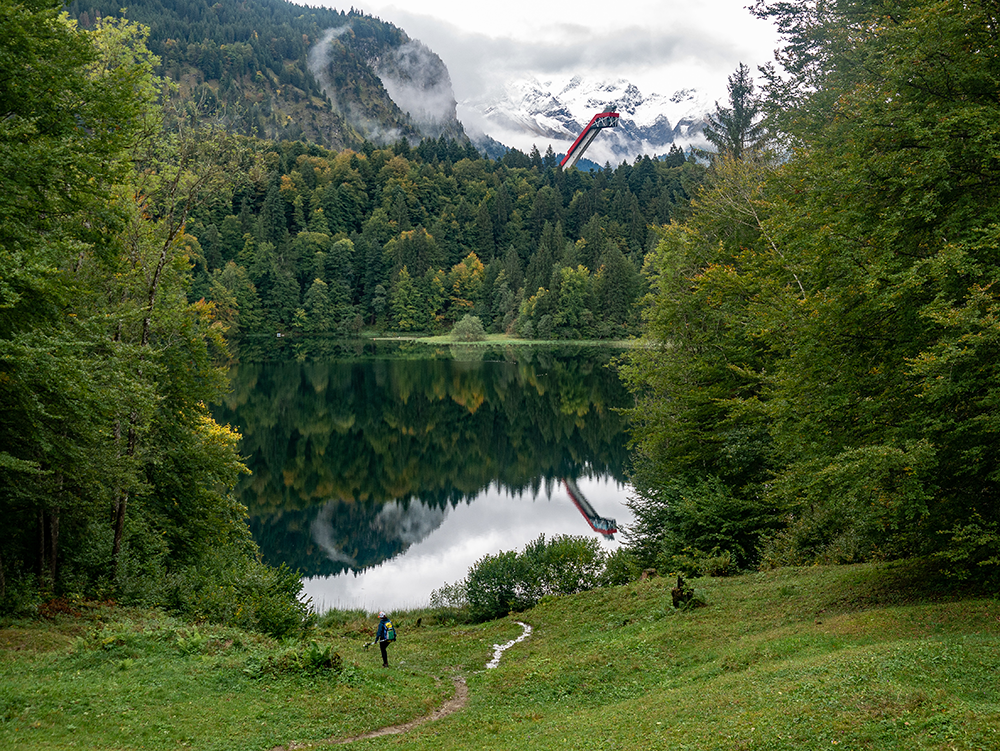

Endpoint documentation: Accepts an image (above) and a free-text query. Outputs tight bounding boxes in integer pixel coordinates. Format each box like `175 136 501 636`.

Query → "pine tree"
703 63 766 160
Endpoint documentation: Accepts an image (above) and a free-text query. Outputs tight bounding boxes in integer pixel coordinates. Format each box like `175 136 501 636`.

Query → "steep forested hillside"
189 140 700 340
60 0 702 342
67 0 461 146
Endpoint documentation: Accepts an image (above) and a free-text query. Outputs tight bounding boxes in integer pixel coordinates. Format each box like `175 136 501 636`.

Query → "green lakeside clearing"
372 333 638 347
2 561 997 750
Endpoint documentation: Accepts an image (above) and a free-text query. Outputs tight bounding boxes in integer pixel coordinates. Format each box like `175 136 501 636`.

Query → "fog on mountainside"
69 0 709 159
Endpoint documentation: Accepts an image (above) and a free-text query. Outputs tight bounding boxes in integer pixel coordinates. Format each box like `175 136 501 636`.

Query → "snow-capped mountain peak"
460 75 711 164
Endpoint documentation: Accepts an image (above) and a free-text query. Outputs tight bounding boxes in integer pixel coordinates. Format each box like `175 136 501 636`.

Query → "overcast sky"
298 0 781 104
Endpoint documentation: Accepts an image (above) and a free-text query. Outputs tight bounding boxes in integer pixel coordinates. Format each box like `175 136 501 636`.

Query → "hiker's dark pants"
380 640 388 666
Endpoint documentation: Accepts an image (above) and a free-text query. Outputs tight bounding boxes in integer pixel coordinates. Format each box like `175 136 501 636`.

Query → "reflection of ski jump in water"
562 478 617 540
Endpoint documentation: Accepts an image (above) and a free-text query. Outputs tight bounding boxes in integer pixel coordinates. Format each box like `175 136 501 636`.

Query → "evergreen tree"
703 63 766 160
302 278 332 333
543 145 558 169
389 266 422 331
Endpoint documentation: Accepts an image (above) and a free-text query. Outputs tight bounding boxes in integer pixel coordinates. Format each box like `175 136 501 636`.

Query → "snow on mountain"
459 75 712 165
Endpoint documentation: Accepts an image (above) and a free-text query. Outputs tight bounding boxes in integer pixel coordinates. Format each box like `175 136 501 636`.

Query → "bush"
600 547 641 586
429 579 468 609
451 314 486 342
0 568 42 618
934 513 1000 584
162 552 311 638
466 550 530 622
626 476 782 573
520 534 606 598
661 546 736 578
242 641 343 678
428 580 472 624
464 534 610 622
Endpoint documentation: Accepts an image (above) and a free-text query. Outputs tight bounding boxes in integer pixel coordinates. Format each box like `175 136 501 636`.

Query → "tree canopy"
187 137 702 341
621 0 1000 582
0 0 306 632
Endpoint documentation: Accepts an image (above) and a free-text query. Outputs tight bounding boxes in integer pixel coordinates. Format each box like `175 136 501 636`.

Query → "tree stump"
671 575 694 608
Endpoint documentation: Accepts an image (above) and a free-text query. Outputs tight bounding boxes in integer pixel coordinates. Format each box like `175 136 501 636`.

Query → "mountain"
68 0 706 163
460 75 712 166
68 0 466 147
307 18 465 144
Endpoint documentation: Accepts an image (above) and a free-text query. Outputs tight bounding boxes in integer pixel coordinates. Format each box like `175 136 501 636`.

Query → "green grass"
2 562 998 750
373 333 637 347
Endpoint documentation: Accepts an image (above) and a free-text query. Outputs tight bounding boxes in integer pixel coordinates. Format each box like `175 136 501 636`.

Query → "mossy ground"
2 561 998 750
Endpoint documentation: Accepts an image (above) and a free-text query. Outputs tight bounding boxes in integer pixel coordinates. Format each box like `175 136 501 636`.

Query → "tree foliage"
0 1 306 631
623 0 1000 580
702 62 765 160
465 534 610 622
186 138 704 340
451 314 486 342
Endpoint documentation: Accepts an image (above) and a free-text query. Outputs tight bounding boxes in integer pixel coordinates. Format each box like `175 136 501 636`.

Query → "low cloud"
365 8 776 103
307 25 351 109
376 39 459 136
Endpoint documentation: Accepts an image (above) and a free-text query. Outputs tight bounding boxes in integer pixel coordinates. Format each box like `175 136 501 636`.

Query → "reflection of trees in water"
215 344 631 575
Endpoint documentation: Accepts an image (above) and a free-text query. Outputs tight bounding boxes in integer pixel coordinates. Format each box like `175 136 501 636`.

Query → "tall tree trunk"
111 421 137 579
109 192 174 577
37 509 46 585
48 507 59 585
36 506 60 590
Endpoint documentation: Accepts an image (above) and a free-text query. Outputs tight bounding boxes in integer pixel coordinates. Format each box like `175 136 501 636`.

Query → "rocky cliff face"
308 20 466 145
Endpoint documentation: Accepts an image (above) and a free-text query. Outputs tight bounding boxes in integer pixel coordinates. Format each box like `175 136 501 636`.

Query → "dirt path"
331 675 468 745
273 620 531 749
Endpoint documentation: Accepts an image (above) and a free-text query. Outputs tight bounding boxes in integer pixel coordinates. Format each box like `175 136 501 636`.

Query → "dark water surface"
213 340 635 611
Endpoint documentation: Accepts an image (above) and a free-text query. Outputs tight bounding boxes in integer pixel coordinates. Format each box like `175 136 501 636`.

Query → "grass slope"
2 561 998 750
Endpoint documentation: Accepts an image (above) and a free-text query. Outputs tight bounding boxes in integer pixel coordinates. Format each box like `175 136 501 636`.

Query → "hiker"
375 611 394 667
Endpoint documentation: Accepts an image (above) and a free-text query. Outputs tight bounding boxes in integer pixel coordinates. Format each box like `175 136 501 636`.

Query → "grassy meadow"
2 561 998 750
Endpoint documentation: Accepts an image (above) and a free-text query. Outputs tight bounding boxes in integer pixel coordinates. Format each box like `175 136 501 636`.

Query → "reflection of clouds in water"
310 499 449 569
310 502 358 568
373 500 449 545
302 474 633 613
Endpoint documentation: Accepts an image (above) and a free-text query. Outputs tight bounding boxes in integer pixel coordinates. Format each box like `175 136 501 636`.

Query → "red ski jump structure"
563 478 618 540
560 111 620 169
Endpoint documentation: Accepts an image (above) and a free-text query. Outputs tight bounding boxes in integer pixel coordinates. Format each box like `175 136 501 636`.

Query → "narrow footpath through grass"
2 562 998 751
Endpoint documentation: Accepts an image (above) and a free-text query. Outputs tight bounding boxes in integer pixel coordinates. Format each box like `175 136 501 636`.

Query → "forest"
60 1 700 342
187 138 697 341
0 0 683 624
3 0 999 631
620 0 1000 585
0 1 307 632
67 0 411 146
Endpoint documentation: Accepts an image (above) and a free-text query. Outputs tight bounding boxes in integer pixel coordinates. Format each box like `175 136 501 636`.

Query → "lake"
213 340 636 612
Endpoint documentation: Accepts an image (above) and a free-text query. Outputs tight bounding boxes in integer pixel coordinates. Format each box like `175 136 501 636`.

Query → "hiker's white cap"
379 611 386 618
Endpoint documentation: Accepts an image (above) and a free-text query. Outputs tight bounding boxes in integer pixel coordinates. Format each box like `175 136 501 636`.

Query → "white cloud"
295 0 780 103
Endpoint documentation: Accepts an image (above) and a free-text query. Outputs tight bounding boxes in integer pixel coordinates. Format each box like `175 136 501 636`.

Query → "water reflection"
214 342 634 610
303 475 632 612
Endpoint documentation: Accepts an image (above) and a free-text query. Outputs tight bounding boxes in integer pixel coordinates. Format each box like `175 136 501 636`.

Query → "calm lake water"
213 340 635 612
